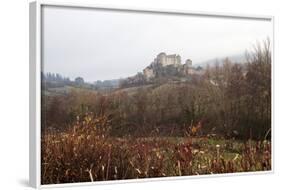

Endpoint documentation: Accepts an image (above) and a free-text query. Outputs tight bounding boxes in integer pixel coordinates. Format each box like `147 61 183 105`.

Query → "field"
41 116 271 184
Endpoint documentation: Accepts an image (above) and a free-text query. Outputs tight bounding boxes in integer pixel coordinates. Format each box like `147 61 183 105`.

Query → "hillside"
120 52 204 88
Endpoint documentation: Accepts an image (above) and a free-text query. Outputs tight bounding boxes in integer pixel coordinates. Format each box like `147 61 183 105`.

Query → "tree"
244 38 271 139
75 77 84 86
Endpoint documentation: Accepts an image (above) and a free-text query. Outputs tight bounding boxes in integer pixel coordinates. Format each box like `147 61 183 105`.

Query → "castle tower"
155 52 181 66
185 59 192 67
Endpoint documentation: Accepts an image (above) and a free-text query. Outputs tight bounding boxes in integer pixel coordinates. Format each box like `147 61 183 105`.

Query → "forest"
41 40 271 184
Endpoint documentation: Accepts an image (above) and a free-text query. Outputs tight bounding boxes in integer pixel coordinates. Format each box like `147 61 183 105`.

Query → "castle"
154 52 181 66
143 52 198 79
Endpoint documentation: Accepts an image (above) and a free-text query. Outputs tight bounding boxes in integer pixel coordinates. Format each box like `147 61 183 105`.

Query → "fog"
42 5 272 82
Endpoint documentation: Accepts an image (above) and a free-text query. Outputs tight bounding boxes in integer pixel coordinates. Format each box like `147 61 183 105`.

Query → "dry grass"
41 114 271 184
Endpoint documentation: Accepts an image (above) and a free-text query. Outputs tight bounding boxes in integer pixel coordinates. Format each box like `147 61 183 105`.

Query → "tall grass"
41 113 271 184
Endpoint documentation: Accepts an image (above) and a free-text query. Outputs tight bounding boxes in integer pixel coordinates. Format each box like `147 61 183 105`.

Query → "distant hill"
93 79 121 90
194 53 246 68
120 52 205 88
43 53 246 91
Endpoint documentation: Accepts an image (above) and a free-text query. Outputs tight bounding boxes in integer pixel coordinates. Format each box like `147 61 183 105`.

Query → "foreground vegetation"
42 113 271 184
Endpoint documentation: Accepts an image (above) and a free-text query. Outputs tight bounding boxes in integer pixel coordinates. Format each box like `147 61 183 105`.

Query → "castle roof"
158 52 166 56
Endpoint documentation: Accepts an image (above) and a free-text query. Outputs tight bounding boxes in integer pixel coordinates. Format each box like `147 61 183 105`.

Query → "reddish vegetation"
41 114 271 184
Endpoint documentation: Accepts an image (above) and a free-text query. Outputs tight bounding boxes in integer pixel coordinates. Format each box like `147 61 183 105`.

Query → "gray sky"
42 6 272 82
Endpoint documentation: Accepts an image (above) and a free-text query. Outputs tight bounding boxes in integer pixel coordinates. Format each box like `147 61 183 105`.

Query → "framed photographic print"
29 1 274 188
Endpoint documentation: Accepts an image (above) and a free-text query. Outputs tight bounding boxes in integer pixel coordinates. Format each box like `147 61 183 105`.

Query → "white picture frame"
29 1 274 188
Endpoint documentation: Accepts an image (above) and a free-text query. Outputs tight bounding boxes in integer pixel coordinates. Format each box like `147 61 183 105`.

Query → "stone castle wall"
155 52 181 66
143 52 196 79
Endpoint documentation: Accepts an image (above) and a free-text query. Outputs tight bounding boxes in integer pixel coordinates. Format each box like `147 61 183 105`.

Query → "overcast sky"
42 6 272 82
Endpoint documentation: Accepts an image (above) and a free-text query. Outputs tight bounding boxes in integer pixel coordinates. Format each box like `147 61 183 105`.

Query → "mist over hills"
43 52 249 92
91 53 247 87
194 53 246 68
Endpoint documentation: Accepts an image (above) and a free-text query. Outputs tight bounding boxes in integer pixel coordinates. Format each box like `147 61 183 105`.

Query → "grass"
41 114 271 184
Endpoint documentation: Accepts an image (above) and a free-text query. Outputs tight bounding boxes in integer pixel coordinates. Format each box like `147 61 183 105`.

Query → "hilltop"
120 52 204 87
